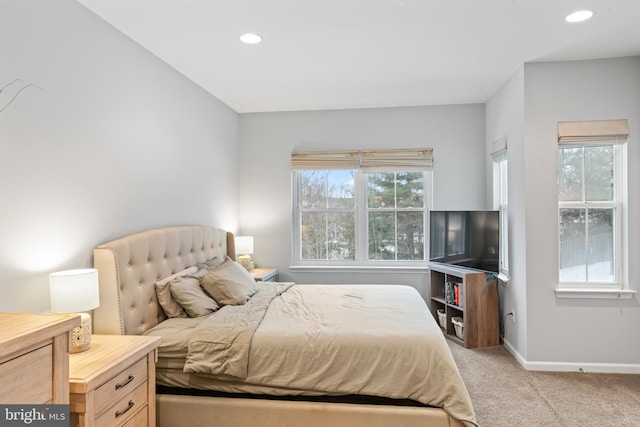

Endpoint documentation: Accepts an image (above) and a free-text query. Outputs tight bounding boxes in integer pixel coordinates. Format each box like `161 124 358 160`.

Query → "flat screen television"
429 210 500 274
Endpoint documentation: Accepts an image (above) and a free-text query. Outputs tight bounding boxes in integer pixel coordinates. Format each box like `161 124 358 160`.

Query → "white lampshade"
235 236 254 255
50 268 100 313
50 268 100 353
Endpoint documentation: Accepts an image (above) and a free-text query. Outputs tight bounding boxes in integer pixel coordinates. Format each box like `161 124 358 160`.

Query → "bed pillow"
169 275 220 317
155 266 199 318
200 257 258 306
197 256 225 270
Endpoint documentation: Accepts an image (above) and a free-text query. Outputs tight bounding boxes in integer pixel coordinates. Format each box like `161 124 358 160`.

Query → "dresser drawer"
122 402 148 427
68 334 160 427
0 344 52 404
94 357 147 417
95 382 147 427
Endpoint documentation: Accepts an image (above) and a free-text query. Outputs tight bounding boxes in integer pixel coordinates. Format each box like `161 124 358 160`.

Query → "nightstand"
69 334 161 427
249 267 278 282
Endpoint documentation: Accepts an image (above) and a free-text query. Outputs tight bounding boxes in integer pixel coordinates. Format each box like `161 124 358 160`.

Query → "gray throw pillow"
154 266 199 318
169 275 220 317
200 258 258 306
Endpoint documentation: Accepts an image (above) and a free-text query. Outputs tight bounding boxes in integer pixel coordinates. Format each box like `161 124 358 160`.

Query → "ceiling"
77 0 640 113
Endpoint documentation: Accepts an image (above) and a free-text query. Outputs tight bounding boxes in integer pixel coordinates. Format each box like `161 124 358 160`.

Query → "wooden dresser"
0 312 80 404
68 334 161 427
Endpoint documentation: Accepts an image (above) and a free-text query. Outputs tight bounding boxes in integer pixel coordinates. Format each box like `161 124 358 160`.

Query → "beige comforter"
181 284 475 426
185 282 294 378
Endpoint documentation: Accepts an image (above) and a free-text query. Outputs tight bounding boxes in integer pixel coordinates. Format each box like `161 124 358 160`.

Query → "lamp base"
238 254 253 270
71 312 92 353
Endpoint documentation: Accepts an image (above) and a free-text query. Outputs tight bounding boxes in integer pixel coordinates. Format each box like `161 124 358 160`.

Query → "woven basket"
451 317 464 339
437 309 447 329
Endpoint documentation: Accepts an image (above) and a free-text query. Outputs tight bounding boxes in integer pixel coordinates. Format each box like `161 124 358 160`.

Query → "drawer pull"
115 374 134 390
115 400 135 418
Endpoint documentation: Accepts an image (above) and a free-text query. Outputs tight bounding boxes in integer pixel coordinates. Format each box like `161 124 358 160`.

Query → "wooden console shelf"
429 262 499 348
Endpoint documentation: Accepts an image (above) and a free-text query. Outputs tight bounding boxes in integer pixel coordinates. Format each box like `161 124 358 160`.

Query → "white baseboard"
502 338 640 374
501 339 527 367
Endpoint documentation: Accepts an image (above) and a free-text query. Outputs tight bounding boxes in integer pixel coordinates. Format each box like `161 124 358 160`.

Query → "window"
557 120 628 291
367 171 427 261
292 149 433 266
558 145 620 285
491 137 508 278
298 169 355 260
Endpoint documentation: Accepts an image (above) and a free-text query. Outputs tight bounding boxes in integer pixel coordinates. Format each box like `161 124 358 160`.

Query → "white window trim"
556 135 630 299
289 265 430 273
491 140 509 282
291 170 433 267
554 288 635 300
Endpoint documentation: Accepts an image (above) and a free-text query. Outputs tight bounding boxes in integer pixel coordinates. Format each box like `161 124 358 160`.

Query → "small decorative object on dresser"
249 267 278 282
68 334 161 427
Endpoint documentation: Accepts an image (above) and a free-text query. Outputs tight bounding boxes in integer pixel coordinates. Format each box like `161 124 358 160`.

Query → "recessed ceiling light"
240 33 262 45
565 10 594 23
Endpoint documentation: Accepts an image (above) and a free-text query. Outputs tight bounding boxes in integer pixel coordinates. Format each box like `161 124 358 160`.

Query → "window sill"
497 273 510 285
289 265 429 274
554 288 636 300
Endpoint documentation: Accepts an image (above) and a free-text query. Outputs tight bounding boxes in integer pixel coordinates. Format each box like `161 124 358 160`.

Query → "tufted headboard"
92 226 235 336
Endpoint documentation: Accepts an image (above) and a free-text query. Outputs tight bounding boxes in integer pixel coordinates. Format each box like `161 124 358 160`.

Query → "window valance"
490 137 507 158
290 151 360 170
291 148 433 172
558 119 629 145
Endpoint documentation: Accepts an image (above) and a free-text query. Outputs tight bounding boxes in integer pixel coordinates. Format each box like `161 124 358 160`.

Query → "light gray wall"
522 57 640 366
485 67 528 359
238 104 486 295
0 0 240 312
487 57 640 370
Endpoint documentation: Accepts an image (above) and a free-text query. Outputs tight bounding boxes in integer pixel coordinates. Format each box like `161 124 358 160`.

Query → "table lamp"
49 268 100 353
235 236 254 270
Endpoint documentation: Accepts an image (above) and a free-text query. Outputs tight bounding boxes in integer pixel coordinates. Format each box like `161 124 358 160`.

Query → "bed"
92 225 477 427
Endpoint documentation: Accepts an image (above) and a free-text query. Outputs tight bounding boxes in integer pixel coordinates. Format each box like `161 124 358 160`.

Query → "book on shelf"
445 282 464 307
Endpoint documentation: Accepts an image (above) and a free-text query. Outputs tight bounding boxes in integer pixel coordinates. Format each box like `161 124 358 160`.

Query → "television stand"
429 262 499 348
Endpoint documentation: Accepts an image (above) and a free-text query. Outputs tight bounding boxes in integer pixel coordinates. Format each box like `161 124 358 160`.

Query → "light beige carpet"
447 342 640 427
